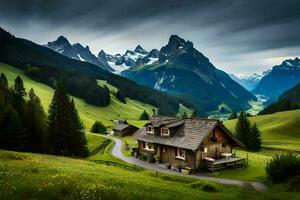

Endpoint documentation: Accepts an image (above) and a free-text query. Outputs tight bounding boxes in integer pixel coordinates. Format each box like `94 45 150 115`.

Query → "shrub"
266 153 300 183
287 175 300 192
90 121 107 134
201 183 219 192
149 153 156 163
189 181 204 189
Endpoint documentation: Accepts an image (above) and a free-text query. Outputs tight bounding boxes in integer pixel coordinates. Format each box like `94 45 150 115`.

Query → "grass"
86 133 109 153
0 150 299 200
219 110 300 181
119 136 138 157
224 109 300 152
0 63 156 130
1 149 300 200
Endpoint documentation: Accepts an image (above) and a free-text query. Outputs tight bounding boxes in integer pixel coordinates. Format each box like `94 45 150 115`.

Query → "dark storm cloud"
0 0 300 74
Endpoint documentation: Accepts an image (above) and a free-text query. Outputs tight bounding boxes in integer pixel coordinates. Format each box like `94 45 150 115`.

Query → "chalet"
133 116 246 172
113 120 139 137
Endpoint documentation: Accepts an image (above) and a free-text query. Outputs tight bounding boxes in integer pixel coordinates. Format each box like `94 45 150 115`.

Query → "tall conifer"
47 83 88 157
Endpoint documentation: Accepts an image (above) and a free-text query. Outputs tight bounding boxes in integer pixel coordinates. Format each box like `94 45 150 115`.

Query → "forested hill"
259 82 300 115
0 27 187 115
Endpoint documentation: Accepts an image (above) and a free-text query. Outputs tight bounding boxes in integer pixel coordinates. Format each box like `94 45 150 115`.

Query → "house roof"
113 123 138 131
133 116 244 151
113 124 130 131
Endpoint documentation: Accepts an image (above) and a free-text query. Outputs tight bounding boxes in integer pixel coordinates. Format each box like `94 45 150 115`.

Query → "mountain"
106 46 159 74
122 35 257 114
45 36 113 71
229 73 263 91
253 58 300 101
0 27 184 115
259 81 300 115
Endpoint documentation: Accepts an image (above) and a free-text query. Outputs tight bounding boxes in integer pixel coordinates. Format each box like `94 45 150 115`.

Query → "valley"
1 3 300 198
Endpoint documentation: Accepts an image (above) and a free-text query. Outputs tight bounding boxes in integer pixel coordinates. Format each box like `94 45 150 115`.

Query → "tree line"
24 65 110 107
106 75 180 115
0 73 88 157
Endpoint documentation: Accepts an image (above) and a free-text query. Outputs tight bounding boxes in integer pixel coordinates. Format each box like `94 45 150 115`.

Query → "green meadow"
224 109 300 152
209 110 300 181
0 63 155 130
1 62 300 199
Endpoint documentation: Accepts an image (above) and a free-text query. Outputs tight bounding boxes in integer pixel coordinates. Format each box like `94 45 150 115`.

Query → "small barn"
113 121 138 137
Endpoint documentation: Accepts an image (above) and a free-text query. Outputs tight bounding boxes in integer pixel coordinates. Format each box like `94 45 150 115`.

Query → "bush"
149 153 156 163
201 183 219 192
266 153 300 183
287 175 300 192
90 121 107 134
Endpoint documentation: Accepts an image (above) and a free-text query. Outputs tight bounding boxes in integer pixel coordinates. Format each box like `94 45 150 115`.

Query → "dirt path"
106 135 268 192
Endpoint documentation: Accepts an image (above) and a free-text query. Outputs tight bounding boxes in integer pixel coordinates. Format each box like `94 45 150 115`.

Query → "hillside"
224 109 300 151
280 82 300 104
0 63 156 129
0 27 185 115
0 148 283 200
253 58 300 101
123 35 256 115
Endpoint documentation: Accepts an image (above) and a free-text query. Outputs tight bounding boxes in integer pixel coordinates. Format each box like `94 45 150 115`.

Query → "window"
176 148 186 160
161 127 170 136
147 125 154 134
222 142 226 148
204 147 208 153
144 142 155 151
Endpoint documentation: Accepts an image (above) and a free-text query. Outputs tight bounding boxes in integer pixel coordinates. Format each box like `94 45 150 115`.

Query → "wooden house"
133 116 245 172
113 120 138 137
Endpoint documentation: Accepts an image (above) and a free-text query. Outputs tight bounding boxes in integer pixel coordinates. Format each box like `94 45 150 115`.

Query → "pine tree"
181 112 188 117
14 76 26 97
139 110 150 120
228 111 237 120
234 111 251 148
249 123 262 151
0 105 23 150
116 90 126 103
0 73 8 89
191 111 197 117
47 83 88 157
69 99 88 157
26 88 47 152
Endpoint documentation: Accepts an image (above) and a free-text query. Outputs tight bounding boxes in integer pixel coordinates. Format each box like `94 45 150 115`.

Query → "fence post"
156 171 158 177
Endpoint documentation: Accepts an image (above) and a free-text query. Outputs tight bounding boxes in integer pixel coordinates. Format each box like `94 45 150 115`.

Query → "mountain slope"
0 27 184 115
0 63 155 129
229 73 262 91
253 58 300 100
224 109 300 152
106 45 159 74
46 36 113 71
258 82 300 115
123 35 256 114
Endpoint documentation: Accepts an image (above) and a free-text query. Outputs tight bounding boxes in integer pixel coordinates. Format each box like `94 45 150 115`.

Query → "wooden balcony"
204 157 246 172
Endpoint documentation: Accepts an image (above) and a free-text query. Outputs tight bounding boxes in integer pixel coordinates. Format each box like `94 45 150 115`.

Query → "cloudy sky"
1 0 300 75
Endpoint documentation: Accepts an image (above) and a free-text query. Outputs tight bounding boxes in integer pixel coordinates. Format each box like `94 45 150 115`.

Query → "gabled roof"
113 124 130 131
134 116 244 151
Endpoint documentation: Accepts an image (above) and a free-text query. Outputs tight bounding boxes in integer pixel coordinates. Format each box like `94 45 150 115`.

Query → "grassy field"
224 109 300 152
118 136 138 157
0 63 156 130
1 149 300 200
217 110 300 181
